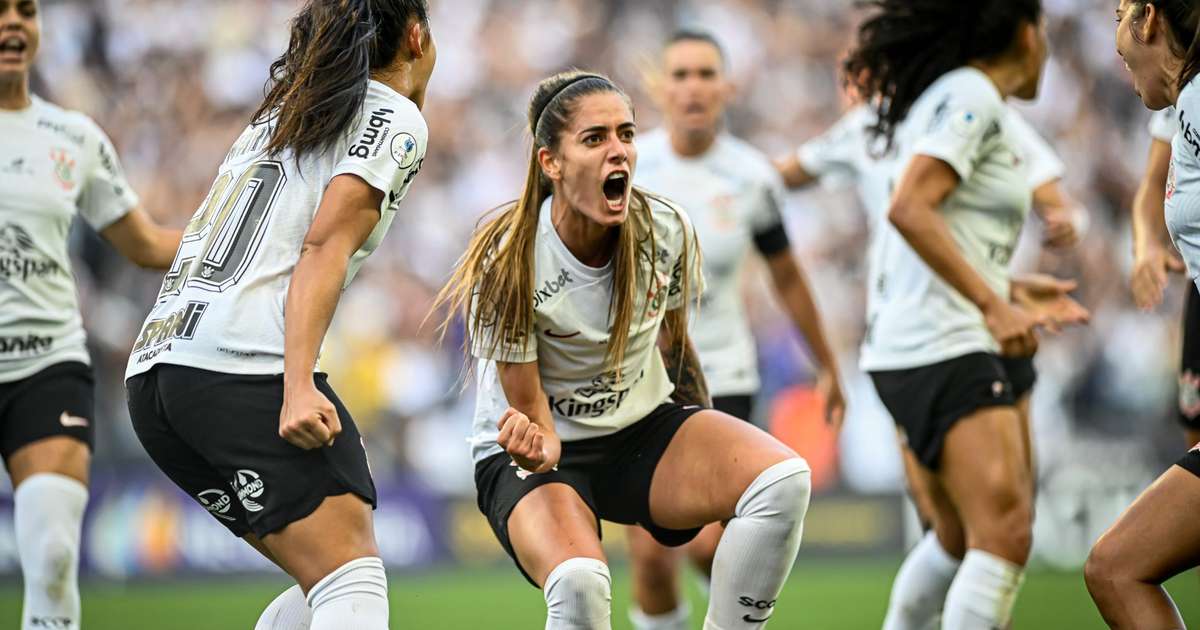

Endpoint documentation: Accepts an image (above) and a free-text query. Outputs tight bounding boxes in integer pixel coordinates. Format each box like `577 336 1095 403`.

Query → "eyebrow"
578 122 636 135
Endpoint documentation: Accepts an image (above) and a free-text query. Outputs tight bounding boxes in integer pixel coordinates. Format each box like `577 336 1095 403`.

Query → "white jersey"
125 81 427 378
634 129 787 397
0 96 139 382
860 67 1033 371
470 195 702 462
1167 81 1200 286
1151 106 1179 142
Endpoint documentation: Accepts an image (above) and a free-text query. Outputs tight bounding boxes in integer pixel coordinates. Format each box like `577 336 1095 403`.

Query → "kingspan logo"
548 370 644 419
233 469 266 513
197 489 236 522
0 223 62 282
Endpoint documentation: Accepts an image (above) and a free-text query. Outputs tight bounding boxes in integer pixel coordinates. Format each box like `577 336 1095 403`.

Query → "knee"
740 458 811 524
631 546 678 591
543 557 612 626
24 535 77 596
1084 532 1139 596
931 518 966 560
969 482 1033 564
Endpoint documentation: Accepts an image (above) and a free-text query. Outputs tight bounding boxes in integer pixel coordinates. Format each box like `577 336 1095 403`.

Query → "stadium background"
2 0 1199 627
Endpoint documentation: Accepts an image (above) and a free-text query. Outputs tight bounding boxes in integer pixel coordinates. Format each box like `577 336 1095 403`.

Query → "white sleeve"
1150 107 1179 143
78 120 139 230
331 94 427 208
797 106 867 182
469 290 539 364
1006 107 1064 190
911 85 1006 182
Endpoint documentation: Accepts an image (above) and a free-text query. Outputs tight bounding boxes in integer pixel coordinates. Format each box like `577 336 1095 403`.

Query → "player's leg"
645 408 809 629
2 362 95 630
937 405 1032 630
882 441 963 630
1085 460 1200 629
626 526 689 630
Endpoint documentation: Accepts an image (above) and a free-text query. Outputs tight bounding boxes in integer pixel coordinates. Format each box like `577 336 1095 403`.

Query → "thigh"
1095 461 1200 583
1 362 94 484
937 405 1031 525
508 483 606 588
260 493 378 592
899 435 964 557
127 369 253 537
648 409 797 531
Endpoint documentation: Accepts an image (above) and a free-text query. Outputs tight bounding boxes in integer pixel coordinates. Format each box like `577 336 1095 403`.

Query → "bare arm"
99 208 182 270
774 153 818 190
658 307 711 408
1130 139 1185 309
764 249 845 426
277 174 382 449
1031 180 1084 249
888 155 1040 356
496 361 561 473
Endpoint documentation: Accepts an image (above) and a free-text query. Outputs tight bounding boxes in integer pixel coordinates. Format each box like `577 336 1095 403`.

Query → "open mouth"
0 36 27 61
602 171 629 210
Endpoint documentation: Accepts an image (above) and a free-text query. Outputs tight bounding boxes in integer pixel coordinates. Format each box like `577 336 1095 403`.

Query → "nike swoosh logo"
59 411 89 428
743 614 771 623
544 329 580 339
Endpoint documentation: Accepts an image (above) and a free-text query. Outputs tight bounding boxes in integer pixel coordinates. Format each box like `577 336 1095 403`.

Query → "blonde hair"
433 70 699 375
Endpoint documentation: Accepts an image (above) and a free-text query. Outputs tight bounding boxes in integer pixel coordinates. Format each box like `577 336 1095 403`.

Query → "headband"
534 73 608 135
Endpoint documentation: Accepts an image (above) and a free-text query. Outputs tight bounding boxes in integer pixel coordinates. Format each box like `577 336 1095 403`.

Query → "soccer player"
842 0 1054 627
435 70 812 630
778 84 1088 630
623 30 844 630
0 1 181 628
1087 2 1200 627
123 1 435 628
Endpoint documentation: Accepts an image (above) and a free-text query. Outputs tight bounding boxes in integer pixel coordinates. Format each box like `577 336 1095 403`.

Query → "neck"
1166 56 1187 105
970 59 1025 99
550 195 616 267
668 124 717 157
371 64 424 110
0 73 31 110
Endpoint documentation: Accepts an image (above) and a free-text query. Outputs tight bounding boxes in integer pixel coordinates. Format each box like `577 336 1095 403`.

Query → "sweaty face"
0 0 39 80
545 92 637 229
1115 0 1174 109
661 40 729 137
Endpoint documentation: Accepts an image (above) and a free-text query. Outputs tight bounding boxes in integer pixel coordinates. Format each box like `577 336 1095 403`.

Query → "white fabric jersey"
0 96 139 382
126 81 427 378
1151 106 1179 142
1167 82 1200 287
470 195 702 462
859 67 1033 371
1005 107 1064 190
633 128 786 397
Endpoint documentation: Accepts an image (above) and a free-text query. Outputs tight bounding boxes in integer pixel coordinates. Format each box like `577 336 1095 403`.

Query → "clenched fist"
279 384 342 450
498 408 558 473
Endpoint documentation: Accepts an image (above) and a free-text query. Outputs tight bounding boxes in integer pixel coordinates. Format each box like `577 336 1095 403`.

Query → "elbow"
887 200 920 236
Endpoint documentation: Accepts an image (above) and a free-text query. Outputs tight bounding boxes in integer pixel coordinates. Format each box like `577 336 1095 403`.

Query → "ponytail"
252 0 429 159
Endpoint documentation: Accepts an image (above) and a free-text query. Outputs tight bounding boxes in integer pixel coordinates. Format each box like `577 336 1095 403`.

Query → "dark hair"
843 0 1041 149
252 0 430 159
666 28 726 62
1129 1 1200 89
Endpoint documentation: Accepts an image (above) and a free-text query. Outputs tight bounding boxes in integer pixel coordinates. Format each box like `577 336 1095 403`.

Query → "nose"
607 138 629 164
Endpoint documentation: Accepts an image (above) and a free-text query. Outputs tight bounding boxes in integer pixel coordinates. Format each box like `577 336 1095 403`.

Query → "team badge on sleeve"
391 133 419 169
951 109 984 138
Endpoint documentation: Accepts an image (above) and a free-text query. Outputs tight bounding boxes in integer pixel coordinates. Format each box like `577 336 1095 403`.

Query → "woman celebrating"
123 1 435 628
1087 2 1200 627
0 1 180 628
843 1 1051 627
436 70 811 629
624 30 844 630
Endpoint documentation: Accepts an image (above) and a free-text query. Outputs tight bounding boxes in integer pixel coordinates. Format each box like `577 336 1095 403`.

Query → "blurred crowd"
22 0 1184 501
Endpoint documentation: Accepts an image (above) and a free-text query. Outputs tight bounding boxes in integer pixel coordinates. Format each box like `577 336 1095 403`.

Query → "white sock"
882 532 961 630
543 557 612 630
705 458 811 630
942 550 1024 630
630 602 690 630
306 557 388 630
255 584 311 630
15 473 87 630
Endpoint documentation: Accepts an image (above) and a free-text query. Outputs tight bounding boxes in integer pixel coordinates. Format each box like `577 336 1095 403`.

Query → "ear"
407 21 426 59
537 147 561 182
1135 2 1162 44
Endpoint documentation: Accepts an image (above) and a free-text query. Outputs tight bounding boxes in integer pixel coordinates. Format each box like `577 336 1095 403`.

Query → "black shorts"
1179 284 1200 429
870 352 1036 470
713 394 754 421
1177 445 1200 478
125 364 376 539
0 361 94 460
474 402 704 587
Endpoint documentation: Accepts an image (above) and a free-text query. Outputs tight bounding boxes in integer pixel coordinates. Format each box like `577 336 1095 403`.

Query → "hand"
1041 208 1081 249
498 408 559 473
1010 273 1091 333
816 368 846 433
279 383 342 450
1131 245 1186 310
982 298 1042 358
